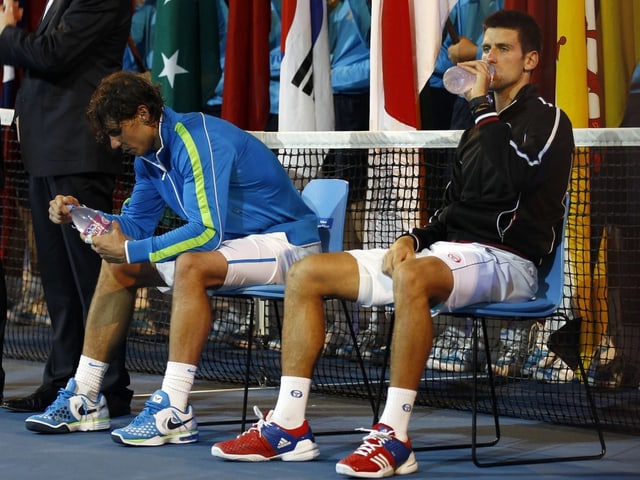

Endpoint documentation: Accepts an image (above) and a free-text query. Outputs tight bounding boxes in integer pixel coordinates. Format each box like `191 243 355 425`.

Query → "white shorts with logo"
348 241 538 313
155 232 321 292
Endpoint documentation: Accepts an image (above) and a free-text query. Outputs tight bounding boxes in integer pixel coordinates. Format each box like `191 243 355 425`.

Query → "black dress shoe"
1 384 59 412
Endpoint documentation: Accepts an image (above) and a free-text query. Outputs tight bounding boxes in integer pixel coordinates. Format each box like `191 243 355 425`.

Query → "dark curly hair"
87 71 164 144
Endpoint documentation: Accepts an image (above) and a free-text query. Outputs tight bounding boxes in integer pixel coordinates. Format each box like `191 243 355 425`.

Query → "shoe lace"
43 387 75 414
352 427 393 457
239 406 270 438
128 398 163 427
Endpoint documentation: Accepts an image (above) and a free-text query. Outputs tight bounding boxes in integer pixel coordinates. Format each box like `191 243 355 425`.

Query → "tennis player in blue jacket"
26 71 321 447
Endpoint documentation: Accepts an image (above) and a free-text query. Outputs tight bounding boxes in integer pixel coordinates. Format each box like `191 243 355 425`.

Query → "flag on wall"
151 0 221 113
599 0 640 127
556 0 607 375
221 0 271 130
369 0 457 131
279 0 334 131
556 0 588 127
585 0 601 128
504 0 557 103
363 0 457 247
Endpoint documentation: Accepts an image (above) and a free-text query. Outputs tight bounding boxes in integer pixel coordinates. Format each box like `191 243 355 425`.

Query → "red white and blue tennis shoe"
336 423 418 478
211 406 320 461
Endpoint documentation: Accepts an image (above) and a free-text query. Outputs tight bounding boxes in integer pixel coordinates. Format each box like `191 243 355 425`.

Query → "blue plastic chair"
201 179 378 431
373 198 606 466
452 216 605 466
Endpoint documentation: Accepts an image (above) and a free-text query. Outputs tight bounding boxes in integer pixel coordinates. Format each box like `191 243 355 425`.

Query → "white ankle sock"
161 361 197 411
270 376 312 429
378 387 417 442
74 355 108 401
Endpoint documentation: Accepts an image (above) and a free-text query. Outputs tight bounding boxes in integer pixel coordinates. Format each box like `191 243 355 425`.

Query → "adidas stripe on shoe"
336 423 417 478
211 406 319 462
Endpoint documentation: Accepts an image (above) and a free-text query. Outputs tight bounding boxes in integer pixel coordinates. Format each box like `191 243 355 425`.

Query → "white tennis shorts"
155 232 321 291
348 241 538 312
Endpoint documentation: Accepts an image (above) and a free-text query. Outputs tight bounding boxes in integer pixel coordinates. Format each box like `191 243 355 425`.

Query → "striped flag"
557 0 606 374
585 0 601 128
221 0 271 130
369 0 456 131
278 0 334 131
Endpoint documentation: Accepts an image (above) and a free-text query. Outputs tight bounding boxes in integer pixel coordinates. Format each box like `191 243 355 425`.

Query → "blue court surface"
1 358 638 479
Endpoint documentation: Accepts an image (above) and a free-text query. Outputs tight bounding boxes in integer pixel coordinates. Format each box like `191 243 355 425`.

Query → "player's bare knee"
174 252 208 283
394 258 449 301
286 256 313 290
393 261 428 298
102 262 139 287
287 255 326 295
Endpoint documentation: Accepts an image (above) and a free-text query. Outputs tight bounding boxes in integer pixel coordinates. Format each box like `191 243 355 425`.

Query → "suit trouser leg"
29 174 131 397
0 260 6 398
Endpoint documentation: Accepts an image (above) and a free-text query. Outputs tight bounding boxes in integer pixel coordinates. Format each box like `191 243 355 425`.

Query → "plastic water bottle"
67 205 112 237
443 64 495 95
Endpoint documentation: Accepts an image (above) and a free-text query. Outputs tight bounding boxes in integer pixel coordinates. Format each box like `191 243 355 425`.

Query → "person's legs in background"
2 174 131 416
0 259 7 402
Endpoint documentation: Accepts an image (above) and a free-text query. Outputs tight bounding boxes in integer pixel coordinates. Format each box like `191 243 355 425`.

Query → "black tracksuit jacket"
408 84 574 266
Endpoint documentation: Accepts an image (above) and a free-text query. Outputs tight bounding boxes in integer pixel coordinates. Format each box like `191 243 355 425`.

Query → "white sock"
270 376 312 430
378 387 417 442
74 355 108 402
161 361 196 411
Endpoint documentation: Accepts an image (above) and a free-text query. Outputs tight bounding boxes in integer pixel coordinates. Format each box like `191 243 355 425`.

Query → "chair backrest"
533 222 565 309
301 179 349 253
528 195 571 308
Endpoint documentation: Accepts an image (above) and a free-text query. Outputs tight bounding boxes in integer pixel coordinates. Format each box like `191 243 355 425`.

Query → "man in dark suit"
0 0 133 416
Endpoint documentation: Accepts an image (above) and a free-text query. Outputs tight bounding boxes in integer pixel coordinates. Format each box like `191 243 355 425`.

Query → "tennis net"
2 120 640 433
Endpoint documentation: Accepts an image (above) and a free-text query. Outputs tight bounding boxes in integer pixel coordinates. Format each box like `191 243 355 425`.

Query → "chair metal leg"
199 299 256 432
373 311 394 423
414 317 500 452
469 317 501 461
471 317 606 467
342 300 378 418
315 300 380 436
239 300 256 431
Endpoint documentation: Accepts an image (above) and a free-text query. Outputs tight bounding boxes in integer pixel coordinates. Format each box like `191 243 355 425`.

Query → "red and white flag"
370 0 457 131
365 0 457 247
279 0 334 131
